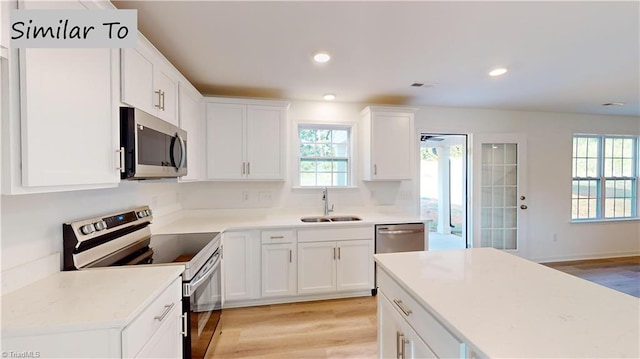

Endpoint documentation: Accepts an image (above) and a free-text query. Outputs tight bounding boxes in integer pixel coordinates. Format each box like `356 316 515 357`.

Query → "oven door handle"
187 253 220 295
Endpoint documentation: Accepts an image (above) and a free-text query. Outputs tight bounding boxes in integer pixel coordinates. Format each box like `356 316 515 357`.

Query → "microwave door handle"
177 133 186 170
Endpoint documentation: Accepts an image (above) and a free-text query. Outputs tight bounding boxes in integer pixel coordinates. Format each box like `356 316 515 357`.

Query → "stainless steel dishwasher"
375 223 426 253
373 223 426 295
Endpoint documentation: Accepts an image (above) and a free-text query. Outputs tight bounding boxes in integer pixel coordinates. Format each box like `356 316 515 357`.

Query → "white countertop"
152 209 428 235
1 265 184 337
374 248 640 358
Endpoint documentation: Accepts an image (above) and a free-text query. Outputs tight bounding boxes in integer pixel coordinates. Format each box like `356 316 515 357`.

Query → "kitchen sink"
300 216 362 223
328 216 362 222
300 217 331 223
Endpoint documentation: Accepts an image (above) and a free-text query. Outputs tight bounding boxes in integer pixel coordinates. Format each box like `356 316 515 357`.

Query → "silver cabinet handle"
247 162 250 175
241 162 246 175
181 312 188 337
338 247 341 260
154 302 175 321
396 332 405 359
393 299 412 317
374 164 377 175
161 90 165 111
333 247 336 260
270 236 284 239
154 89 163 109
116 147 125 173
289 249 292 263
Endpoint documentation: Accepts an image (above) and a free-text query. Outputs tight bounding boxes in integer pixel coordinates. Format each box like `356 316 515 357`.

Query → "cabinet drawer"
122 277 182 358
298 226 372 242
261 229 296 244
378 269 465 358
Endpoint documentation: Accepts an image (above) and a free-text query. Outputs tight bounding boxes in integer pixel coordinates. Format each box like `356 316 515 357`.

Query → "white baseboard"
223 290 374 309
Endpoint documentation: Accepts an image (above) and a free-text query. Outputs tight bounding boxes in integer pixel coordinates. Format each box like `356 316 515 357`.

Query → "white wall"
1 182 181 294
181 100 640 262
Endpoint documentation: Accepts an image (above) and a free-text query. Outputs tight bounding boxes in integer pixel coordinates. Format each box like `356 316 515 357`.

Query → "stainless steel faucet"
322 187 334 216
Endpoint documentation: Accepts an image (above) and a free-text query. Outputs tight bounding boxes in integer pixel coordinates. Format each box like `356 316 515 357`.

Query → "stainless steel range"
63 206 221 359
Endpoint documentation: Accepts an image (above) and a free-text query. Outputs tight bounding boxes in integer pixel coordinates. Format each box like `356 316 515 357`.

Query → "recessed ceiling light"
602 102 625 106
489 68 508 77
313 52 331 63
323 93 336 101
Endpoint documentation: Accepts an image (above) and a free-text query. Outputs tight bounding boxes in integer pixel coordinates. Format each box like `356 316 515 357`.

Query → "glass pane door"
473 134 528 256
481 143 518 249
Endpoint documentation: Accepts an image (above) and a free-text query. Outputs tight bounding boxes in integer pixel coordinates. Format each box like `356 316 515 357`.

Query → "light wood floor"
544 256 640 298
204 256 639 358
205 296 377 359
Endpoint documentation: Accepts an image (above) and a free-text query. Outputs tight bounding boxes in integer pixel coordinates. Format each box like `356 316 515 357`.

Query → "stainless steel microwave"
120 107 187 179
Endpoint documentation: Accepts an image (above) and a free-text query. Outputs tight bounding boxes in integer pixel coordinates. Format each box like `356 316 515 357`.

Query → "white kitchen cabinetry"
222 230 261 304
297 226 374 295
378 291 436 359
121 44 178 126
1 0 120 193
122 277 183 358
361 106 416 181
377 268 466 359
178 83 205 181
1 267 184 359
261 230 297 297
205 98 288 181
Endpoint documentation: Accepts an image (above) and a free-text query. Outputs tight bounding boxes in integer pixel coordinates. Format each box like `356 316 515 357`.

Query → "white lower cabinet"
378 268 466 359
379 292 435 359
298 238 373 295
222 230 261 304
261 230 297 297
122 277 183 358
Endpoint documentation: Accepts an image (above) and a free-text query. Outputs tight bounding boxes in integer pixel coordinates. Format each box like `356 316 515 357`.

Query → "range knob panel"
80 224 95 235
94 220 107 231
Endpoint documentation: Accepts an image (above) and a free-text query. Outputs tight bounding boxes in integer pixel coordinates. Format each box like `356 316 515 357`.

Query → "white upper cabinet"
121 42 178 126
361 106 417 181
178 83 205 182
205 98 288 181
3 0 120 192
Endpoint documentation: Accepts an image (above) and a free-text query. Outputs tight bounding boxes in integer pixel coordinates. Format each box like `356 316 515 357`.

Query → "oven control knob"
137 211 147 218
80 224 95 235
94 221 107 231
145 209 152 216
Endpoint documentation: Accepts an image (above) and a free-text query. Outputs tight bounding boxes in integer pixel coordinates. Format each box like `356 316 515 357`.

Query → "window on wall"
298 125 351 187
572 135 639 220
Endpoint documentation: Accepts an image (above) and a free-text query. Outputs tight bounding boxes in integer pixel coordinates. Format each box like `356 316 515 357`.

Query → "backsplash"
1 181 181 294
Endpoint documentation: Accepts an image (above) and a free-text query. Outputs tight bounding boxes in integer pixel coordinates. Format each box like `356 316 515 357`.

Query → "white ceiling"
112 1 640 117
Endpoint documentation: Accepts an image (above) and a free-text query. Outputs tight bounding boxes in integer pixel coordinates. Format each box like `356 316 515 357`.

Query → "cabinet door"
246 105 284 180
121 47 154 114
134 304 182 359
261 243 296 297
223 231 259 302
297 242 336 294
20 47 119 187
206 103 245 180
371 112 413 180
378 293 436 359
336 239 374 292
154 68 178 126
179 84 204 182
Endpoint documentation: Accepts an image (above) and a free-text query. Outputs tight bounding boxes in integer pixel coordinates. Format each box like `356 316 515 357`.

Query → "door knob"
520 205 528 210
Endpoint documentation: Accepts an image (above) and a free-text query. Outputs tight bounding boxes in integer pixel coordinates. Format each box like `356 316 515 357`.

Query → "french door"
472 134 528 257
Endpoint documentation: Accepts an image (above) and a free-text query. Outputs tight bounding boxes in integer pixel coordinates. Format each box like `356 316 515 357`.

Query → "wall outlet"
259 191 272 203
241 191 250 202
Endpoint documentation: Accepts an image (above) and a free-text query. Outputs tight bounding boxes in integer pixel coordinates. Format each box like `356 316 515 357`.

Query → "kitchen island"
374 248 640 358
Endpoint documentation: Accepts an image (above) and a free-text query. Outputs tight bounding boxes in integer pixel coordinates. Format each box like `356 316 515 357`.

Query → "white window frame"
572 134 639 221
294 122 356 188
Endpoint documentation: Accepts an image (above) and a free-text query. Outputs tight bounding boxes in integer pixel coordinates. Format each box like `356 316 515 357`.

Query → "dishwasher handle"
377 229 424 235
